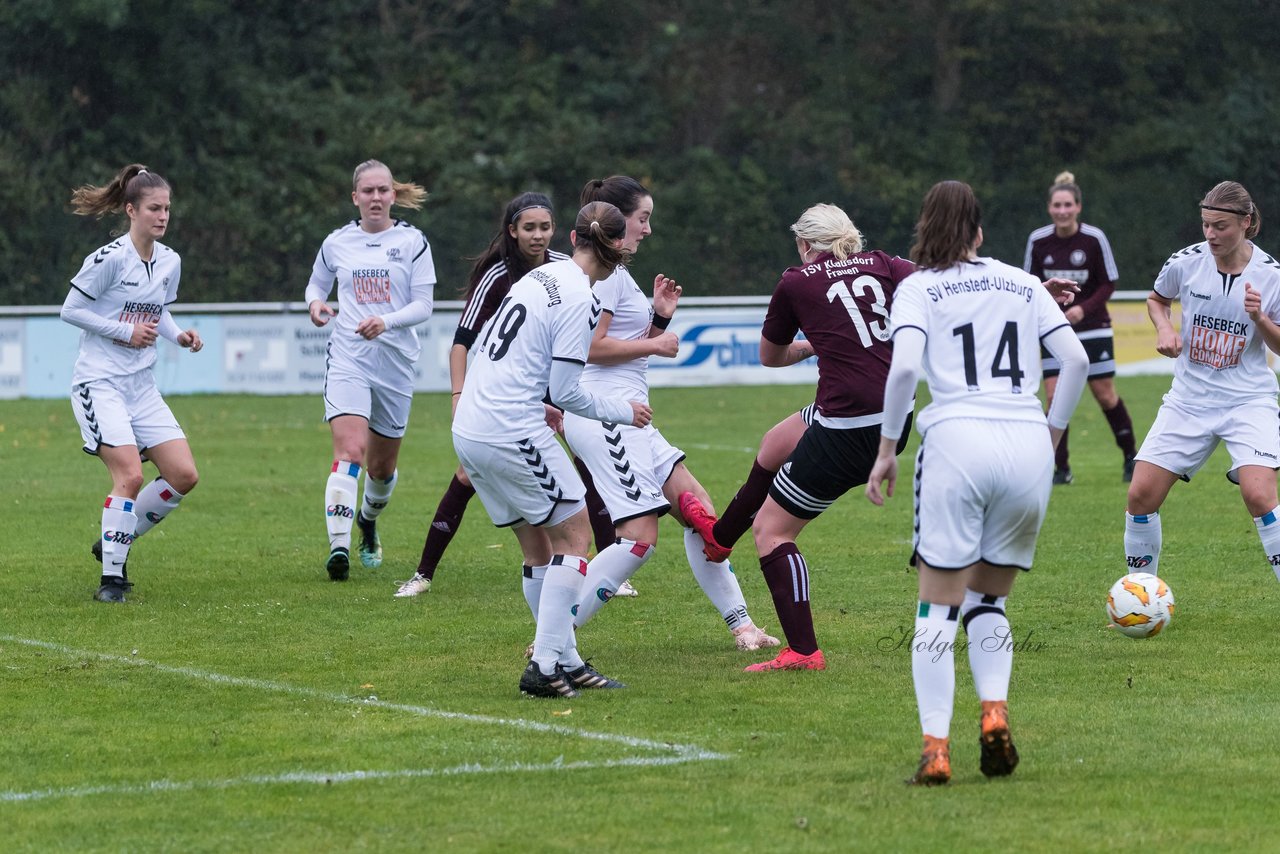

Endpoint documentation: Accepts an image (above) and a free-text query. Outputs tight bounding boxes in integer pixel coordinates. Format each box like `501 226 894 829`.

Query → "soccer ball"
1106 572 1175 638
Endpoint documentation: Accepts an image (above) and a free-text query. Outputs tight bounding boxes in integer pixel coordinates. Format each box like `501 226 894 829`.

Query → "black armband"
651 313 672 330
453 326 479 350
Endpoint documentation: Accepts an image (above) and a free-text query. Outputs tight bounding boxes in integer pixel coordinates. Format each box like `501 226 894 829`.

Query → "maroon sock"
574 456 617 553
759 542 819 655
712 460 774 548
416 475 476 579
1055 424 1070 472
1104 399 1137 457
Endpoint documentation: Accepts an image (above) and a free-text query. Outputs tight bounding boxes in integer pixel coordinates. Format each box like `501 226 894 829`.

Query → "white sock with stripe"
683 528 753 632
531 555 586 676
522 563 547 620
573 538 654 628
1124 511 1161 575
132 478 184 539
913 600 959 739
325 460 360 552
360 469 397 522
960 589 1011 702
1254 507 1280 581
100 495 137 579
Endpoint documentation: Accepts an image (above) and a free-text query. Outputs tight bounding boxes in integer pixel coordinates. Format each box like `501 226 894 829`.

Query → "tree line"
3 0 1278 305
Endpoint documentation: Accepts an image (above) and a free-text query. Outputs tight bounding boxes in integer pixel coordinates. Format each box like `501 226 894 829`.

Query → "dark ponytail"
580 176 650 216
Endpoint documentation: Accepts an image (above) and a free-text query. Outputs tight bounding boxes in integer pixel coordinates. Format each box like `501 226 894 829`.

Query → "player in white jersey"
305 160 436 582
562 176 780 652
395 192 620 598
1124 181 1280 582
453 201 653 698
867 181 1088 786
60 164 204 603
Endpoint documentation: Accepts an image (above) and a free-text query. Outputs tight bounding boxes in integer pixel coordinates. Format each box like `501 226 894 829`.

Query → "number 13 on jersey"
826 276 890 347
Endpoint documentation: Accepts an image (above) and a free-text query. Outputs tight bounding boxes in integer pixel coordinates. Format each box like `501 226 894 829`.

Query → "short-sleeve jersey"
307 220 436 362
579 266 652 399
891 257 1070 433
1023 223 1119 331
761 250 915 426
1153 241 1280 406
456 250 570 349
68 237 181 384
452 259 602 442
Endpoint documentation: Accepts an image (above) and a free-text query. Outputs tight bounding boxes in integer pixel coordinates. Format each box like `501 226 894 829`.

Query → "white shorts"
562 412 682 524
453 428 586 527
72 373 185 455
913 418 1053 571
323 343 415 438
1136 396 1280 480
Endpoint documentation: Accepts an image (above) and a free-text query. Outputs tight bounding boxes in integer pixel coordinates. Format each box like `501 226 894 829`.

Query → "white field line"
1 636 728 804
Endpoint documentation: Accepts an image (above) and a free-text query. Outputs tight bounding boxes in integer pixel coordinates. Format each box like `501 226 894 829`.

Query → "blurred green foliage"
3 0 1278 303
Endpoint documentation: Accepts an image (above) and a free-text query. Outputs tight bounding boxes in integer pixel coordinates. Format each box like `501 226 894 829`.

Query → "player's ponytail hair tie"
575 201 629 270
70 163 170 218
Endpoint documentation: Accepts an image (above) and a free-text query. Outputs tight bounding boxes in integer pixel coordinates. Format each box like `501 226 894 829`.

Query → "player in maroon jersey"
1023 171 1136 484
395 192 617 597
683 203 915 671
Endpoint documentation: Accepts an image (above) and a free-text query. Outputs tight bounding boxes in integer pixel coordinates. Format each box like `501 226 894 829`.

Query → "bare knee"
116 470 145 496
752 500 804 558
168 465 199 495
1242 487 1278 518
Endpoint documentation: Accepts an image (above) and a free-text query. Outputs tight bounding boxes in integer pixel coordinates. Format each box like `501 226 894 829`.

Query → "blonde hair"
70 164 170 218
790 203 864 259
352 159 428 210
1201 181 1261 239
1048 170 1081 204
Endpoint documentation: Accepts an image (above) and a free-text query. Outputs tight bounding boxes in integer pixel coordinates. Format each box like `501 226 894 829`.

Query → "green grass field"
4 377 1280 851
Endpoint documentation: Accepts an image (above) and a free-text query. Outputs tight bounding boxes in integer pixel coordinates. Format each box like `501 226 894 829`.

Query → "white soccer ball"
1106 572 1175 638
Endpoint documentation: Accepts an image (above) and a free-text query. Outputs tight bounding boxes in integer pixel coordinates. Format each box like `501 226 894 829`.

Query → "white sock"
326 460 360 552
560 628 585 671
960 589 1011 702
101 495 137 579
522 564 547 620
531 555 586 676
1124 511 1161 575
573 538 654 628
360 469 397 522
912 601 959 739
1254 507 1280 581
132 478 184 539
683 528 752 631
